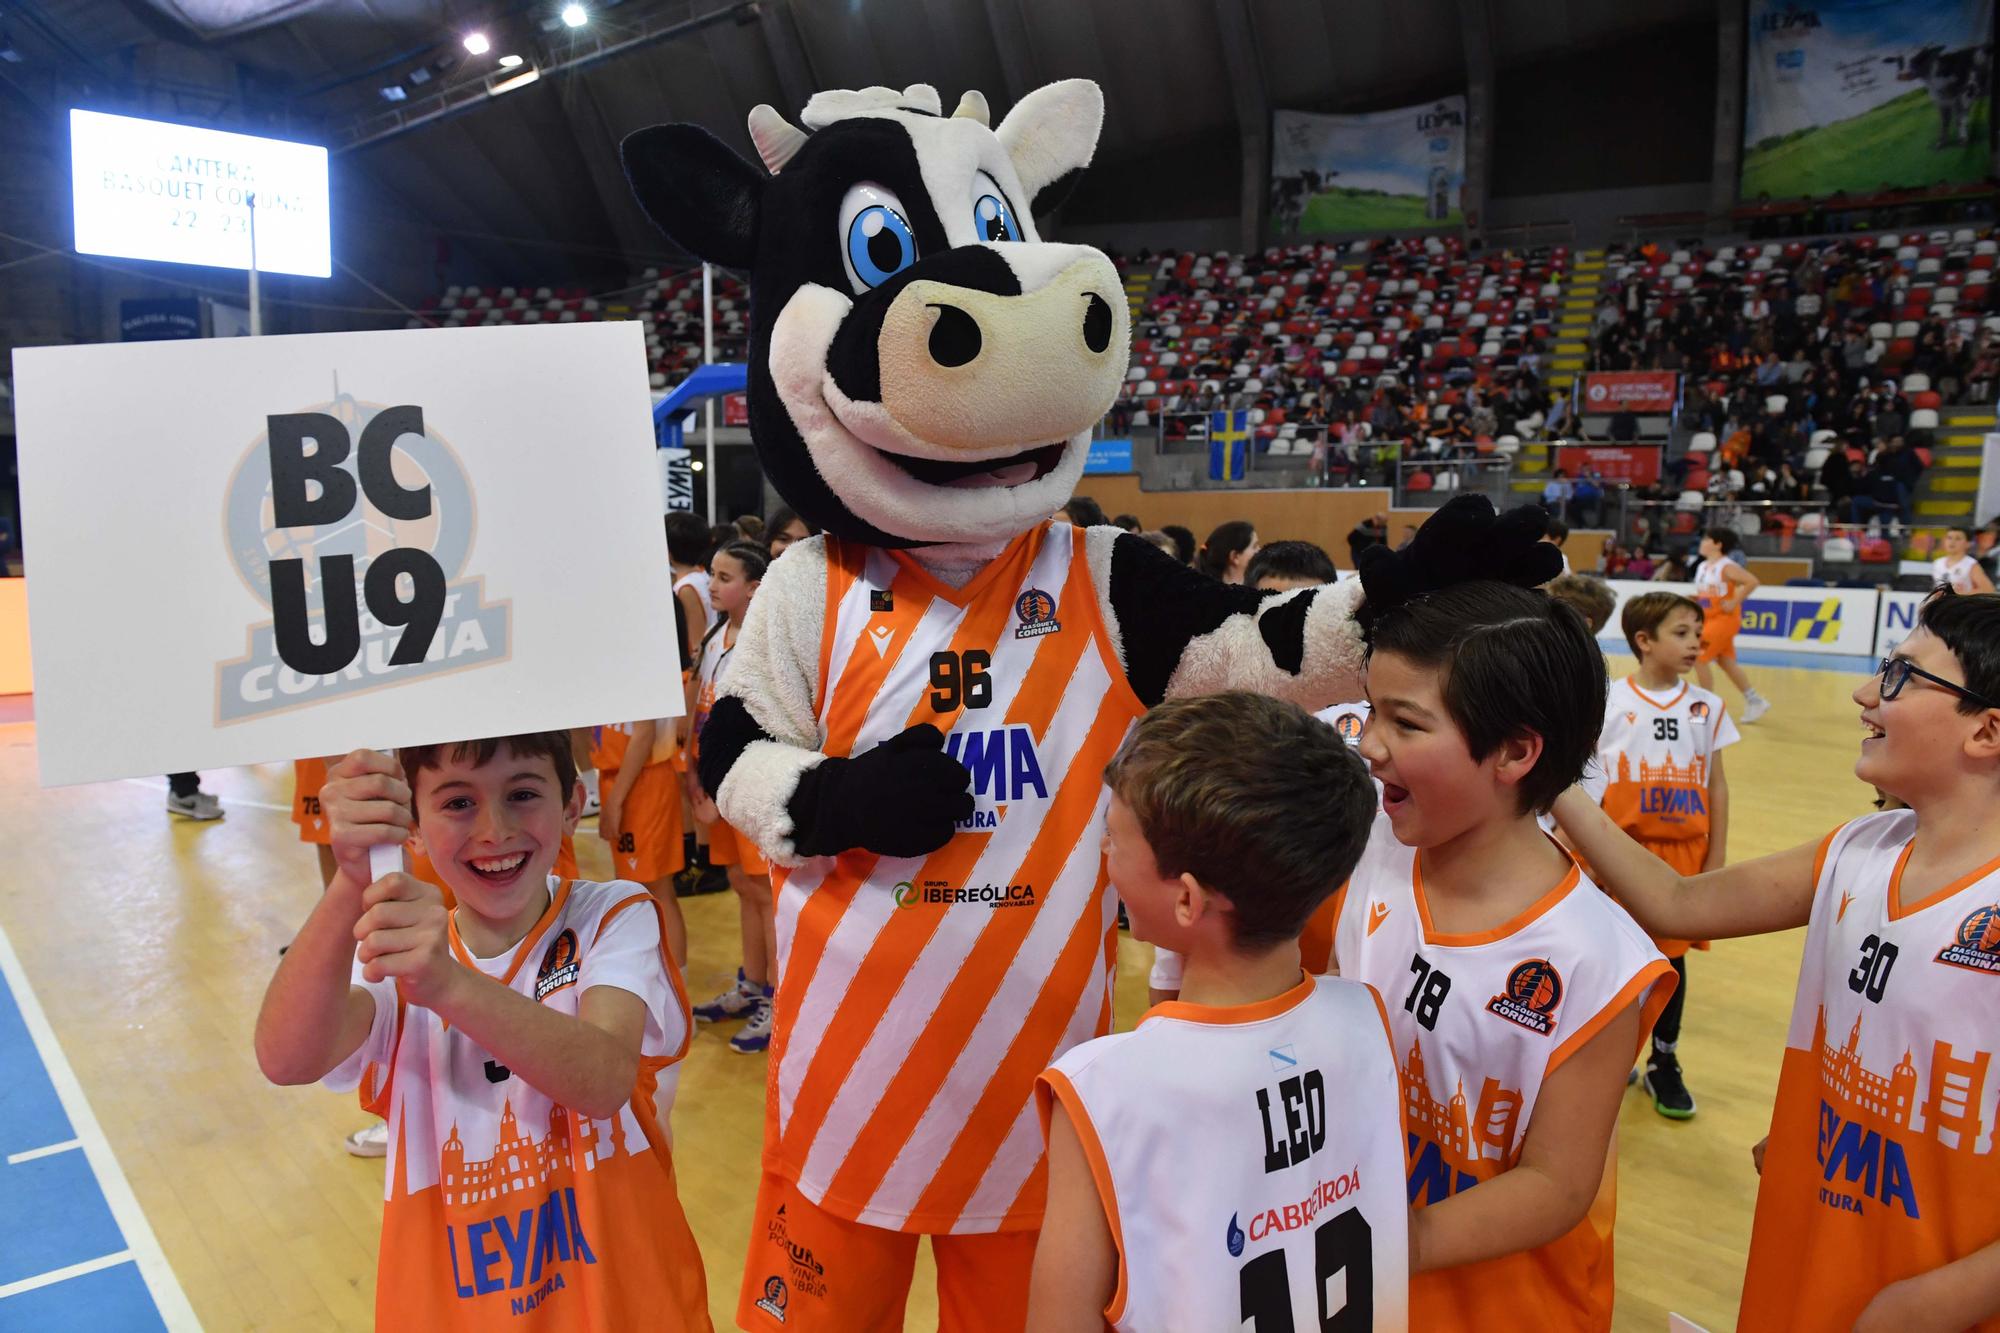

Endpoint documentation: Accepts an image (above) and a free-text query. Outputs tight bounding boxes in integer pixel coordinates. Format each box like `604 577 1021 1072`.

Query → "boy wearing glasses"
1552 590 2000 1331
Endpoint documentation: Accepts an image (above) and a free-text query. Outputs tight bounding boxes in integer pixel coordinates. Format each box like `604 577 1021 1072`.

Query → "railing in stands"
1478 220 1577 253
1395 458 1513 509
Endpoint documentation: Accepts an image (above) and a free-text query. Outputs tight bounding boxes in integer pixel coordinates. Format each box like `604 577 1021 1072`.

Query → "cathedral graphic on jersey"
1813 1006 1992 1156
1402 1037 1525 1202
439 1099 631 1208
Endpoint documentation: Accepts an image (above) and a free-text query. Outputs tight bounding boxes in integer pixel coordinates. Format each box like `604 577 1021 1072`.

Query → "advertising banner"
1596 580 1879 657
1270 98 1466 234
1742 0 1994 200
1554 445 1663 486
119 298 202 342
1085 437 1134 475
1580 372 1680 414
14 322 683 787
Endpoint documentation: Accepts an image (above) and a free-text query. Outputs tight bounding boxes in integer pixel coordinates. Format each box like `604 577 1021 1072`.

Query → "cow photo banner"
1269 98 1466 235
1742 0 1994 200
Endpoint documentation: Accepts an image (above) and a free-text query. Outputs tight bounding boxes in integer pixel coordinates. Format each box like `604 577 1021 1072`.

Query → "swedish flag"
1789 599 1842 642
1209 410 1250 481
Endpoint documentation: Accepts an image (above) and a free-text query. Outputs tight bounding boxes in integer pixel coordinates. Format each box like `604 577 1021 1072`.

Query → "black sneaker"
1642 1052 1697 1120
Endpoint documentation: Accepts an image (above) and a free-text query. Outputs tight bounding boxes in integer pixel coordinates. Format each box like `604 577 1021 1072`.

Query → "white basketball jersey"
674 568 720 634
1040 975 1409 1332
1693 557 1730 601
1597 677 1740 845
1331 814 1672 1327
1741 810 2000 1328
1933 554 1980 593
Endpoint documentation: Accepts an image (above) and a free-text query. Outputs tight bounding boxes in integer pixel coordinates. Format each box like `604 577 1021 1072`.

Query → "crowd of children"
256 504 2000 1332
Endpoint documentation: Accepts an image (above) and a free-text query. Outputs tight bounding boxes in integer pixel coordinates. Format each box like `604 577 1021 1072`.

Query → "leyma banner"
1270 98 1466 235
1742 0 1993 200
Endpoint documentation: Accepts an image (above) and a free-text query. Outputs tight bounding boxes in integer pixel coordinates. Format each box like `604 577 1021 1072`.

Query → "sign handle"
368 842 402 882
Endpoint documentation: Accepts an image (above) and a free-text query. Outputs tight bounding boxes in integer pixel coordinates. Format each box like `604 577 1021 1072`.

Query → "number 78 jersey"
1039 975 1409 1331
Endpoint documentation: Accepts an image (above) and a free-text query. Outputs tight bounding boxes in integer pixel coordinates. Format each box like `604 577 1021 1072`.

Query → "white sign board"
1876 590 1930 657
1594 580 1879 657
14 322 682 787
70 108 332 278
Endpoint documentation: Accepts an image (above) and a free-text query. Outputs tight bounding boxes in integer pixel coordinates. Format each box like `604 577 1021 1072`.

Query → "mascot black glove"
1355 494 1565 629
786 723 976 859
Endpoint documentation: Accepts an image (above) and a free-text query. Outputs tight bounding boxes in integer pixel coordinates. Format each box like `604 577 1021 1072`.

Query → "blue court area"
0 931 189 1331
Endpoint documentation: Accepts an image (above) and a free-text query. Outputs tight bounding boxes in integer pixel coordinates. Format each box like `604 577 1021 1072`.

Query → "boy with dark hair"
1333 582 1674 1330
1028 692 1408 1332
1554 591 2000 1329
255 735 712 1331
1244 539 1339 590
1597 590 1739 1118
1160 523 1197 566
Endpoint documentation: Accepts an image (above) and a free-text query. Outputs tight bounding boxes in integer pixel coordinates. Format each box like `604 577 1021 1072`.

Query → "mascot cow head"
622 81 1130 551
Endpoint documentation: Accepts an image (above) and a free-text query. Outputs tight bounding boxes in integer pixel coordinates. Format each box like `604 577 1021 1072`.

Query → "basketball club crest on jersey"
1689 699 1711 721
1014 587 1061 638
1937 904 2000 975
869 587 893 613
535 928 581 1000
754 1275 789 1323
1486 958 1564 1035
1331 711 1365 742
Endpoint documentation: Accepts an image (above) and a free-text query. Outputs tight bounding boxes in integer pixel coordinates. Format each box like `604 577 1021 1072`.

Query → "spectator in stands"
1542 468 1575 522
1609 408 1640 443
1871 387 1909 442
1652 549 1691 581
1160 524 1197 567
1850 456 1907 530
1346 513 1387 567
1970 334 2000 404
1572 471 1605 528
1194 521 1259 583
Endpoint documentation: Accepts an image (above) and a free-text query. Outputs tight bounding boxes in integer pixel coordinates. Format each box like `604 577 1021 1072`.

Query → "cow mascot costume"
622 80 1559 1331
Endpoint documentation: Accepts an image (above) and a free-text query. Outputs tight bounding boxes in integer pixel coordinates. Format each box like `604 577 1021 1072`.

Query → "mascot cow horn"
621 79 1561 1319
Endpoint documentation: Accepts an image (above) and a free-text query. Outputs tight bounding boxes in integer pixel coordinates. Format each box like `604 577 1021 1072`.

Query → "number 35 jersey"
1739 810 2000 1332
1039 974 1410 1332
1331 814 1673 1332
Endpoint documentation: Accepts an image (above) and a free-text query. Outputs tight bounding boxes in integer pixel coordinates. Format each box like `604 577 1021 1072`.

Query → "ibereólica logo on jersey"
892 879 1037 910
214 389 511 722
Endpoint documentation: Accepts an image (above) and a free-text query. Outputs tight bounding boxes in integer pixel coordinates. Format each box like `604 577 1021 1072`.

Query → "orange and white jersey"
1693 557 1735 604
770 521 1145 1234
292 756 331 844
1739 811 2000 1332
326 878 710 1330
1040 975 1409 1332
675 568 719 636
1597 677 1739 844
590 719 678 776
689 625 737 768
1330 814 1673 1331
1933 553 1983 593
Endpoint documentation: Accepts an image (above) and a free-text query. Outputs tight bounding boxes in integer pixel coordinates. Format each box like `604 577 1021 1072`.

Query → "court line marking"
0 922 201 1328
6 1137 81 1164
0 1250 136 1301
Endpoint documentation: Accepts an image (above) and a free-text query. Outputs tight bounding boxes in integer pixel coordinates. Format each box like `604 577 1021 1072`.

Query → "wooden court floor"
0 654 1873 1331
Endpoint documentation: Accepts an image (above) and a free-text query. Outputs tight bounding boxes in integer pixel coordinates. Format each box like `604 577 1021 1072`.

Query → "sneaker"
344 1121 390 1157
730 996 774 1054
1741 694 1771 725
1642 1053 1697 1120
166 790 223 821
692 970 760 1023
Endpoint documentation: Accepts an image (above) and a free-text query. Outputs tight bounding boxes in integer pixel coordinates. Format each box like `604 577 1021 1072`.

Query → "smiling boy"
254 735 711 1331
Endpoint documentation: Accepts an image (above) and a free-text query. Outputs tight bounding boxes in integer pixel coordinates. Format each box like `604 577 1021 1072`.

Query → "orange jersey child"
590 721 686 885
293 757 333 845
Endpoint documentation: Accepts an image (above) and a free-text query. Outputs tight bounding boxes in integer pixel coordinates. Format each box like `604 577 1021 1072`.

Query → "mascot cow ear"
996 79 1103 218
621 123 764 269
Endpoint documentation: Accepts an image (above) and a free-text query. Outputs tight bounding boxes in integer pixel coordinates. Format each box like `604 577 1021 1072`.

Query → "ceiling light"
497 52 523 67
561 3 587 26
462 31 490 54
690 459 704 472
490 66 540 95
378 84 408 101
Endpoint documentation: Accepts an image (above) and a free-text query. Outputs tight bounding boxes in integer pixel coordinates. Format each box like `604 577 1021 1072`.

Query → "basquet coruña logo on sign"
215 388 511 723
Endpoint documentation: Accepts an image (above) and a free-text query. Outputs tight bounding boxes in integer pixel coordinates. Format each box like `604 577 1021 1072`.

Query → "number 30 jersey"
1331 814 1673 1332
1039 974 1410 1332
1739 811 2000 1332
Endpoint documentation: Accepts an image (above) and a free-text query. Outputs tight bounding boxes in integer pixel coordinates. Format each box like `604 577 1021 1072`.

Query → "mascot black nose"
927 303 983 368
1083 293 1113 354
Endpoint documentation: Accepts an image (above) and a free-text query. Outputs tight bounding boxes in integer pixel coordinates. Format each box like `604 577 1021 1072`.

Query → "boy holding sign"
255 735 711 1330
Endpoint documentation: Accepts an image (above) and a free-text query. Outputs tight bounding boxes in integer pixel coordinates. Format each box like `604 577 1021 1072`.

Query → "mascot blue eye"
846 204 917 289
974 193 1020 243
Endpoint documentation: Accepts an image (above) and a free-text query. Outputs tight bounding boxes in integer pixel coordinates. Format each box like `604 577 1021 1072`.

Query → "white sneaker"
166 790 223 820
692 971 761 1023
344 1121 389 1157
730 997 774 1054
1741 695 1771 724
580 770 601 819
